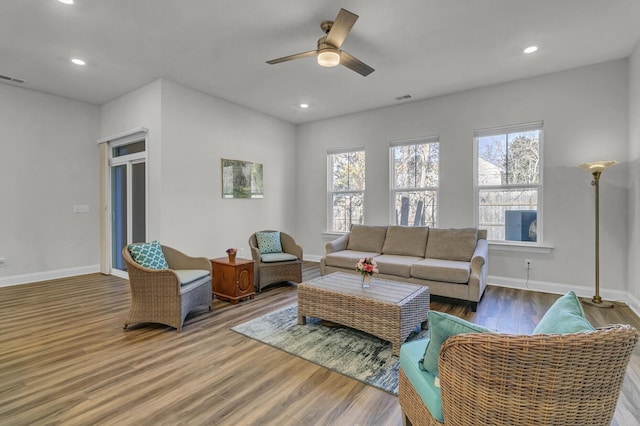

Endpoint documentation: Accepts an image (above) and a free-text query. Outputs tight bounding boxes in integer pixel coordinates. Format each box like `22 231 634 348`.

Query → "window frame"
327 146 366 233
473 121 544 245
389 136 440 227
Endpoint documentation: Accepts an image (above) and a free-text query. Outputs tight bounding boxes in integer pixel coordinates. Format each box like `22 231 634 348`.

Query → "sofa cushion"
324 250 380 270
420 311 492 376
411 258 471 284
346 224 388 253
425 228 478 262
374 255 423 278
382 226 429 257
173 269 210 286
260 252 298 263
400 339 444 423
533 291 596 334
256 231 282 254
128 241 169 270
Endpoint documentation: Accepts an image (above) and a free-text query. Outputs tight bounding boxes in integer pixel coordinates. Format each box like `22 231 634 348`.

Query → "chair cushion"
128 241 169 270
346 224 388 253
260 252 298 263
174 269 210 286
400 339 444 423
411 258 471 284
256 231 283 254
420 311 492 376
382 226 429 257
425 228 478 261
533 291 596 334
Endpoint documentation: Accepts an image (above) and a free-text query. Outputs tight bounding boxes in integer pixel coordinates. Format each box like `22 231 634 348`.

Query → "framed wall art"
221 158 264 198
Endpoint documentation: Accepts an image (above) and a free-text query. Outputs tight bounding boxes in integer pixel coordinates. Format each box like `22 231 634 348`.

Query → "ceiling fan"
266 8 374 77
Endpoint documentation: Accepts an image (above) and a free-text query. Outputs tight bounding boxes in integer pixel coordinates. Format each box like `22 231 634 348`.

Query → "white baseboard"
489 275 640 318
0 265 101 288
303 254 323 262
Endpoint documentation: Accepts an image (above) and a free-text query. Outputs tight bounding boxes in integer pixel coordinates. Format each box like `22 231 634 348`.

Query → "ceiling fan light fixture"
317 49 340 67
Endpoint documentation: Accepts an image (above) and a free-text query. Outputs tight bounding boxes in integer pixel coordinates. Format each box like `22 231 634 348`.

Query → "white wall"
100 79 297 260
629 43 640 303
296 59 630 297
159 80 297 258
0 84 100 283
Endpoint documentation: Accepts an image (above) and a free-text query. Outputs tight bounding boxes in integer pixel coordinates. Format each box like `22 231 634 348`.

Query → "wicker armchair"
122 245 212 332
248 230 303 292
399 324 638 426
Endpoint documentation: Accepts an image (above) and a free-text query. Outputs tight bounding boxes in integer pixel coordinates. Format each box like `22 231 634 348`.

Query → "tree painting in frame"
222 158 264 198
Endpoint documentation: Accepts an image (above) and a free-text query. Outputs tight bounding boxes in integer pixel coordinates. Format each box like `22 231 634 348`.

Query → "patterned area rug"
231 304 428 395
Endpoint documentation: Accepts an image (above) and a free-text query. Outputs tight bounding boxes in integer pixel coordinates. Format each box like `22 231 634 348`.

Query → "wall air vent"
0 74 25 84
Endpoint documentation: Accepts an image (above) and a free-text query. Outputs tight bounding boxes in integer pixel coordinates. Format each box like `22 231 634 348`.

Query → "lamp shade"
578 160 617 173
317 49 340 67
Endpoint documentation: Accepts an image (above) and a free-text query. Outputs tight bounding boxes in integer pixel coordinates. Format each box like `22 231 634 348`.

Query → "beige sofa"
320 225 488 311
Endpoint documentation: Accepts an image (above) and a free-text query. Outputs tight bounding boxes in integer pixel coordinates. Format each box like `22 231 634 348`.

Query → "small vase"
361 274 371 288
228 253 236 263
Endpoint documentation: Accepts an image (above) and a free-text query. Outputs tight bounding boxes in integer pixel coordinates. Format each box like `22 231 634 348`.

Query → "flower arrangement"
225 248 237 255
356 257 378 276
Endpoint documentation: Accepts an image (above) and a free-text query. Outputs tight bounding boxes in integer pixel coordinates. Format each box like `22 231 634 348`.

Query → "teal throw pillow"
128 241 169 270
256 232 282 254
419 311 492 376
533 291 595 334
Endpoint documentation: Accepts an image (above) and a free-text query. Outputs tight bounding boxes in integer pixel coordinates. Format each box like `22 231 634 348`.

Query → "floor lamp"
578 160 617 308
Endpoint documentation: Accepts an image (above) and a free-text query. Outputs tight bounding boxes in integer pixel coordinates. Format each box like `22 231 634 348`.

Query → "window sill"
488 241 553 254
323 231 347 239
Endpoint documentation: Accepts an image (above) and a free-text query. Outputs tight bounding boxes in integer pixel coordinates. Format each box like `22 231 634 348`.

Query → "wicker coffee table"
297 272 429 355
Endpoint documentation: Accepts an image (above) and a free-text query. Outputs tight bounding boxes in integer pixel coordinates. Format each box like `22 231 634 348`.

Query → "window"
390 137 439 227
474 122 543 242
328 147 365 232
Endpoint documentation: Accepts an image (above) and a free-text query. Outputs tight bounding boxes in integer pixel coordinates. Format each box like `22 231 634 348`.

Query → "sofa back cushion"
382 226 429 257
425 228 478 261
346 224 388 253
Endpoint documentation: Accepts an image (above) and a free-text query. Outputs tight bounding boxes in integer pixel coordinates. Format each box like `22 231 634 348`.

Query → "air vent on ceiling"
0 74 25 84
395 94 412 101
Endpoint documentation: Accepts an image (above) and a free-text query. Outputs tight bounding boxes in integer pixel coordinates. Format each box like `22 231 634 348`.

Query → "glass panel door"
111 165 128 271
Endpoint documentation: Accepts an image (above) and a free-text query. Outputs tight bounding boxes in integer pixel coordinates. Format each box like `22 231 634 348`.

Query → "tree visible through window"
475 123 542 242
328 148 365 232
391 138 439 227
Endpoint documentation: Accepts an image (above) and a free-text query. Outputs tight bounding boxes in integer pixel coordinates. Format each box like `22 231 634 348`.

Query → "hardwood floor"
1 262 638 425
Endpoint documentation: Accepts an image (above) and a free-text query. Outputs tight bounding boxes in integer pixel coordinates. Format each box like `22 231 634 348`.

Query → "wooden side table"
210 257 255 304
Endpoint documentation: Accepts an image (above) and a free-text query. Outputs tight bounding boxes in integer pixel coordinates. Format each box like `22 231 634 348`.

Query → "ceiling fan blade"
325 8 358 48
266 50 317 65
339 51 374 76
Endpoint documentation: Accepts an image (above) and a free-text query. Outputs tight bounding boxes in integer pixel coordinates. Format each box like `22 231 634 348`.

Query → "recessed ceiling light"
523 45 539 54
299 103 309 109
58 0 74 4
71 58 86 66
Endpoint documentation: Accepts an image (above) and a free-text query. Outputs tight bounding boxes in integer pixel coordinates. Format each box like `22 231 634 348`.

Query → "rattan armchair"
399 324 638 426
248 230 303 292
122 245 212 332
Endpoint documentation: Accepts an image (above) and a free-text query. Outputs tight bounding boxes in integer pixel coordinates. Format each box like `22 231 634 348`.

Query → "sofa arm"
325 233 350 254
470 239 488 272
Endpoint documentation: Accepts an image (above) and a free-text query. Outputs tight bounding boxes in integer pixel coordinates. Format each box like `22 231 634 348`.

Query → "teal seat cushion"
256 232 283 254
128 241 169 270
174 269 210 286
260 252 298 263
420 311 492 376
533 291 595 334
400 339 444 423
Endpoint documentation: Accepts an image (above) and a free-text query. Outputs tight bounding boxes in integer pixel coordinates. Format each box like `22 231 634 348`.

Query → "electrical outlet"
525 259 532 270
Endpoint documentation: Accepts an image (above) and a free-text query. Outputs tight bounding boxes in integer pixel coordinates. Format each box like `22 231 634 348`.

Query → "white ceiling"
2 0 640 124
